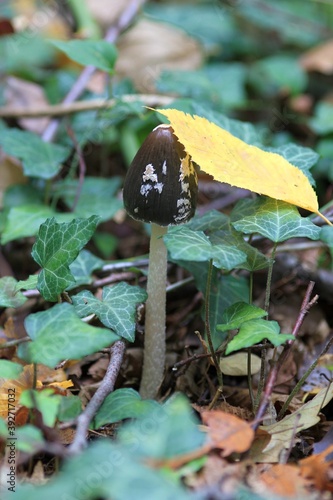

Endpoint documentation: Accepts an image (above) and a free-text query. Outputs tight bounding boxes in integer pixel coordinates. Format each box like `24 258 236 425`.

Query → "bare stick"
68 340 126 454
253 281 316 429
0 94 173 119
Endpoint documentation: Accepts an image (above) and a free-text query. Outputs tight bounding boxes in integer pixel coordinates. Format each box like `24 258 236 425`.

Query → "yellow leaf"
156 109 324 218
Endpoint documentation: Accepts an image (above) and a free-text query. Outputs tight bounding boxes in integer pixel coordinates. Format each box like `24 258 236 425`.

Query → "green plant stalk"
67 0 101 38
249 272 254 305
205 259 223 390
247 349 255 411
254 242 277 411
254 346 267 414
264 242 277 313
140 224 168 399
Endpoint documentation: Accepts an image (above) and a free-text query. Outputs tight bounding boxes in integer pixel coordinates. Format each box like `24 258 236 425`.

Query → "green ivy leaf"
320 225 333 247
187 210 230 232
72 282 147 342
0 360 23 379
174 259 249 349
217 302 267 332
15 275 38 292
15 425 44 453
0 129 69 179
309 102 333 135
0 277 27 308
165 227 246 270
226 318 294 354
232 197 320 243
20 303 119 368
32 216 100 301
68 250 105 288
320 226 333 264
20 389 62 428
58 394 82 422
210 230 268 271
93 388 159 429
1 205 73 244
118 394 206 459
164 227 212 261
0 417 7 437
10 440 192 500
50 39 118 73
249 55 307 96
157 62 247 108
56 177 122 221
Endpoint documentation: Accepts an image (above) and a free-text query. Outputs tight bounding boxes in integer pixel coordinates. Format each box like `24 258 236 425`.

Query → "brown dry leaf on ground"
12 0 70 39
259 463 310 498
299 443 333 493
116 19 203 92
0 364 72 420
3 77 50 133
0 152 26 208
300 39 333 74
87 0 146 28
201 410 254 456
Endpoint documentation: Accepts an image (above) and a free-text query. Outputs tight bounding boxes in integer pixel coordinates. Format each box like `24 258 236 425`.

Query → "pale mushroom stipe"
123 124 198 399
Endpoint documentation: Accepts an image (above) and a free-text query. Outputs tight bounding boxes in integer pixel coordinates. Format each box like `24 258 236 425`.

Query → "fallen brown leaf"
299 443 333 492
300 39 333 74
260 464 309 497
201 410 254 457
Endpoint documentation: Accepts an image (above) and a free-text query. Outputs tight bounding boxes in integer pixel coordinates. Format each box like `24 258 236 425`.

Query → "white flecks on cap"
140 184 152 196
174 197 192 222
154 182 164 194
143 164 158 183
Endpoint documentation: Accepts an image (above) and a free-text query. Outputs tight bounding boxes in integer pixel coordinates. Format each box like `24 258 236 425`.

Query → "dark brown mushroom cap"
123 124 198 226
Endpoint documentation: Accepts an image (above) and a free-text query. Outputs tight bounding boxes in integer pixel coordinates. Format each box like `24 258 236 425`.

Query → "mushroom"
123 124 198 399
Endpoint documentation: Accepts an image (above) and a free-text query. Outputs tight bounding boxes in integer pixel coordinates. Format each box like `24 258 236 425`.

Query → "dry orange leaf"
299 443 333 492
260 464 308 497
156 109 325 219
201 410 254 457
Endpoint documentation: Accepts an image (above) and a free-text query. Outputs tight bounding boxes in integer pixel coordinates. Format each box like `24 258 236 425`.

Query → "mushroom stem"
140 223 168 399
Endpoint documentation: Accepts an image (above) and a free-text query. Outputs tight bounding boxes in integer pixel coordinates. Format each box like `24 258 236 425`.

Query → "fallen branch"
68 340 126 454
0 94 173 119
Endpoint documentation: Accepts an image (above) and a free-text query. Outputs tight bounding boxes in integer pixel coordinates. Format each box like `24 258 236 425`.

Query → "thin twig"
0 94 174 119
0 336 30 349
252 281 316 429
68 340 126 454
